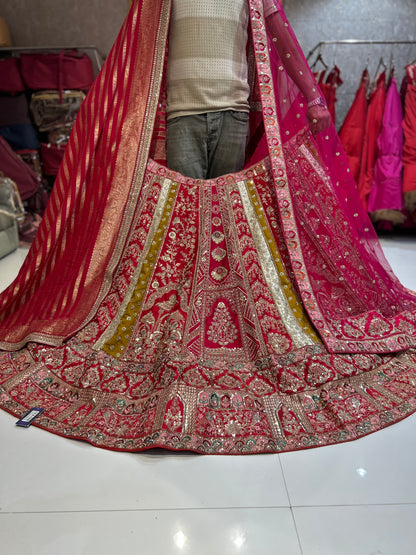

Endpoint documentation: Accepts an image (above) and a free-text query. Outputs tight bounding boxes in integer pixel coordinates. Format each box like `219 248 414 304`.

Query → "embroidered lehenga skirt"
1 0 416 454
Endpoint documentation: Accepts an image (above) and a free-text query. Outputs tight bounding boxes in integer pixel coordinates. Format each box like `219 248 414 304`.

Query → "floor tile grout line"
0 506 291 516
2 502 416 516
290 506 305 555
277 453 293 508
277 455 305 555
290 502 416 509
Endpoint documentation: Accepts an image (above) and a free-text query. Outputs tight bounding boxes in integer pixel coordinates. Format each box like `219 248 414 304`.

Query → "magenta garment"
368 77 404 212
403 66 416 200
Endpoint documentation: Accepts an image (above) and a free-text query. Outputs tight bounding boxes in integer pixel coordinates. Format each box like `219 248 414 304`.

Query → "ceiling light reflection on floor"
232 531 246 549
173 530 187 549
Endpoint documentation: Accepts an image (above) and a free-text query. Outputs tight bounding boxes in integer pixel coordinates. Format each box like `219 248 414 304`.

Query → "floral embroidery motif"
207 302 239 346
162 395 184 433
211 247 226 262
211 267 229 281
212 231 225 244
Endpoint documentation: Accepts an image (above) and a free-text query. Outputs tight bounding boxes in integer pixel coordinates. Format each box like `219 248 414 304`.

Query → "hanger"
387 45 396 83
373 56 387 80
407 56 416 68
405 43 416 67
332 43 338 67
389 44 395 69
310 50 328 71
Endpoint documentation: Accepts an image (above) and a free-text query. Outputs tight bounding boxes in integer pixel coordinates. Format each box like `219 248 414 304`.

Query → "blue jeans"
166 110 249 179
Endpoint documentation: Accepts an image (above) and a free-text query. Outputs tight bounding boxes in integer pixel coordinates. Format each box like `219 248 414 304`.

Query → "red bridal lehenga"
2 0 416 454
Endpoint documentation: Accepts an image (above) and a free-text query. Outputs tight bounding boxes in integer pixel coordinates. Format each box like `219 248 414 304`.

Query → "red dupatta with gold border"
2 0 416 356
0 0 172 349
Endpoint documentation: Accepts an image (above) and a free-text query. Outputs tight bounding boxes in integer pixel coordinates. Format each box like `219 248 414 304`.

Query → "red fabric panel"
339 69 369 184
357 72 386 209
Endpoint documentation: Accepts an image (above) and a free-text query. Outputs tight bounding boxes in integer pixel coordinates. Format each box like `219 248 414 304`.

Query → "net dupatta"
248 0 416 353
0 0 172 349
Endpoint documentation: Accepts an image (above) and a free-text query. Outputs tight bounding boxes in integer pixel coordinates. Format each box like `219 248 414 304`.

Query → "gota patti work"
2 0 416 454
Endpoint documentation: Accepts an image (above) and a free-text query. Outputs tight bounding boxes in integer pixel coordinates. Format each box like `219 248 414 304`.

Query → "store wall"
0 0 129 58
1 0 415 127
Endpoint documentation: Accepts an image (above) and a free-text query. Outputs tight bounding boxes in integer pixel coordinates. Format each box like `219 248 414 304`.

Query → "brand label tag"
16 407 44 428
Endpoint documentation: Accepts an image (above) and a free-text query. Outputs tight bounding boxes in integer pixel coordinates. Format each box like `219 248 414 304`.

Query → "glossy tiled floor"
1 237 416 554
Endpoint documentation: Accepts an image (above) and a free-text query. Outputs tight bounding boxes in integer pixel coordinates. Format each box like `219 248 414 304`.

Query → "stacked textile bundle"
0 50 94 245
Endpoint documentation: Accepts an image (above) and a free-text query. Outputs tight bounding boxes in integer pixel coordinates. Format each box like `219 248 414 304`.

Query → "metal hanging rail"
307 39 416 60
0 45 104 70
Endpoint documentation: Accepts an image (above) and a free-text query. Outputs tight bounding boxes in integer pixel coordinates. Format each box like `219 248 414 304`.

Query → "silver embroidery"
237 180 316 348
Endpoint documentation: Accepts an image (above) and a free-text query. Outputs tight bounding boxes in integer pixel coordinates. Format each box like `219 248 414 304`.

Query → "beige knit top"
166 0 278 120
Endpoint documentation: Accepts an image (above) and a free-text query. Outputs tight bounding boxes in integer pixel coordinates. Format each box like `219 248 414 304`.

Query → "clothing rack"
307 39 416 61
307 39 416 233
0 45 103 70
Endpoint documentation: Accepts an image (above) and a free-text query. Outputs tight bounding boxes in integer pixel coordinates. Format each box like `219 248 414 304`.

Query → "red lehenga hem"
1 345 416 454
1 157 416 455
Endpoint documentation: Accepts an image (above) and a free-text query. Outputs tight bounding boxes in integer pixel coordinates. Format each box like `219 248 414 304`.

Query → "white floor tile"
0 247 28 292
379 236 416 289
0 411 288 512
279 411 416 506
0 508 302 555
294 504 416 555
278 237 416 508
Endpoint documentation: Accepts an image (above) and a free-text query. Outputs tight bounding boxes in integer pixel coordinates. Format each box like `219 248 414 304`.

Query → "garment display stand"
0 44 103 237
307 39 416 232
307 39 416 60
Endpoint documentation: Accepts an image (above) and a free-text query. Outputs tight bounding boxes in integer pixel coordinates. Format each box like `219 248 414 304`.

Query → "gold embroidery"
207 302 239 346
211 247 227 262
237 179 319 347
99 179 179 357
212 231 225 244
211 267 229 282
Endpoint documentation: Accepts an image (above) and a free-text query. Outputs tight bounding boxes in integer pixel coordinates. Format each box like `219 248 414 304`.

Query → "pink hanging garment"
316 69 331 110
315 66 342 124
339 68 369 185
357 71 387 209
367 76 405 224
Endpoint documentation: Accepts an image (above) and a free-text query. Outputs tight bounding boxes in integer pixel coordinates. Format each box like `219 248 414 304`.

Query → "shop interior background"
1 0 415 128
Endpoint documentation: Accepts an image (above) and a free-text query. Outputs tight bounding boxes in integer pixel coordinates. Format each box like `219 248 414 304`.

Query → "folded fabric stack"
0 50 94 246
